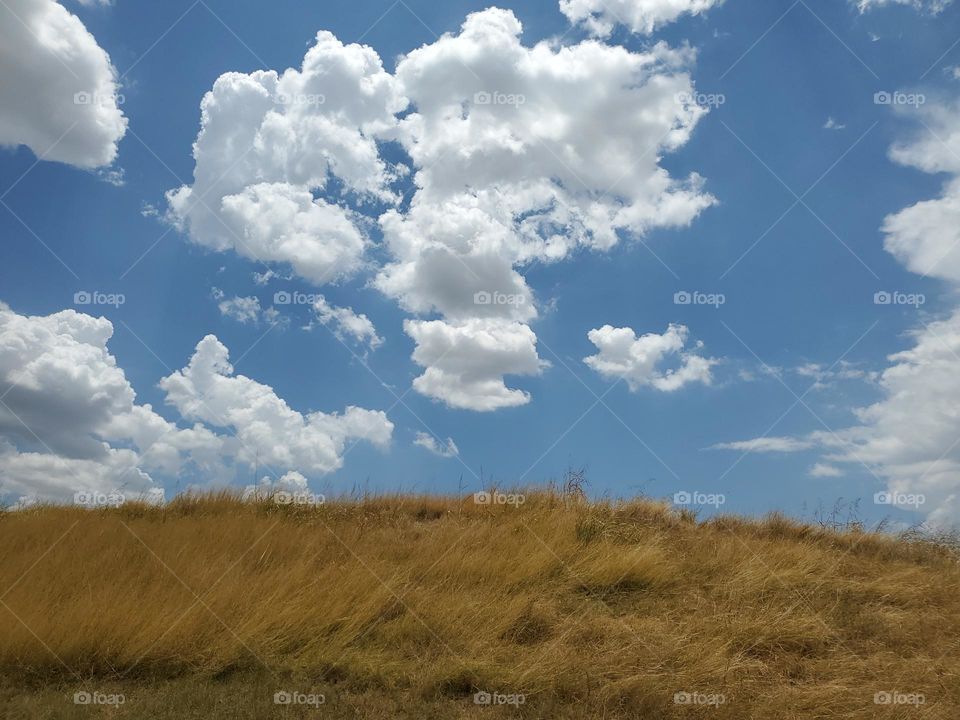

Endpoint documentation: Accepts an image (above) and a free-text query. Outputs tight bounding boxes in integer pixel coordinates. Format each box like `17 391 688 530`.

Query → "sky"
2 0 960 529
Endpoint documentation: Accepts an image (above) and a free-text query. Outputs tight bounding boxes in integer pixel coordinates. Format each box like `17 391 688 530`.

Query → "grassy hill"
1 490 958 718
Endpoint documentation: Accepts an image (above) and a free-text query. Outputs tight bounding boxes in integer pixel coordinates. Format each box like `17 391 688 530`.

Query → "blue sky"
2 0 960 528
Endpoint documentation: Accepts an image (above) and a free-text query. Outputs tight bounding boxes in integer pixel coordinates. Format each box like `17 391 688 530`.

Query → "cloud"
823 117 846 130
584 324 716 392
809 463 844 478
215 292 262 324
0 303 393 505
159 335 393 475
392 10 714 253
312 296 382 350
792 361 878 390
881 101 960 283
708 436 818 453
169 8 715 411
405 318 546 411
0 304 221 503
413 431 459 458
243 470 310 500
855 0 952 13
379 8 714 409
713 98 960 525
167 30 405 283
560 0 725 36
0 0 126 168
212 289 283 326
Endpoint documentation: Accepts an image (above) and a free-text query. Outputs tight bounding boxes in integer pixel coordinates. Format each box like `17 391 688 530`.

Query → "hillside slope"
1 492 958 718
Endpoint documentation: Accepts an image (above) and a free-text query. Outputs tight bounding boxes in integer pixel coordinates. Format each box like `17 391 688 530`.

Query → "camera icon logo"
73 692 92 705
874 91 892 105
673 692 692 705
273 291 292 305
73 91 93 106
274 691 292 705
274 491 293 506
474 290 492 305
74 291 92 305
473 491 491 505
673 291 692 305
673 491 692 505
474 691 492 705
474 91 492 105
874 291 892 305
874 491 892 505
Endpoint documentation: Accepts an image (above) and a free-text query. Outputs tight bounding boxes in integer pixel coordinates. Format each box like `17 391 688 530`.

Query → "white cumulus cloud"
405 318 546 411
159 335 393 475
0 0 127 168
166 30 405 283
584 324 716 392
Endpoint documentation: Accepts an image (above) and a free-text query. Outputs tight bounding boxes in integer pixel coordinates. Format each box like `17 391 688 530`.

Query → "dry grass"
1 490 958 718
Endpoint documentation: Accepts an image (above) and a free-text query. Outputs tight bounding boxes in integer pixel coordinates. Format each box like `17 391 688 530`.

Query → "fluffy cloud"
823 311 960 525
312 296 382 350
560 0 724 36
0 0 126 168
0 304 393 505
882 101 960 282
413 431 460 458
392 10 714 252
405 318 546 411
171 8 715 411
380 8 713 409
167 30 405 282
0 304 220 503
584 324 716 392
160 335 393 474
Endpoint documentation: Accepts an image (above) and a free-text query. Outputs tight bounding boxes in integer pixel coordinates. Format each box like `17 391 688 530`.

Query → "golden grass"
0 490 958 718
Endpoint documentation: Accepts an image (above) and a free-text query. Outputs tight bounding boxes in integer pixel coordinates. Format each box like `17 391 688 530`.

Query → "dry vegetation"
0 489 958 718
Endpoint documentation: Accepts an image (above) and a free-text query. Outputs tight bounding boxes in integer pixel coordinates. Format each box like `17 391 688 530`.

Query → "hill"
1 491 958 718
